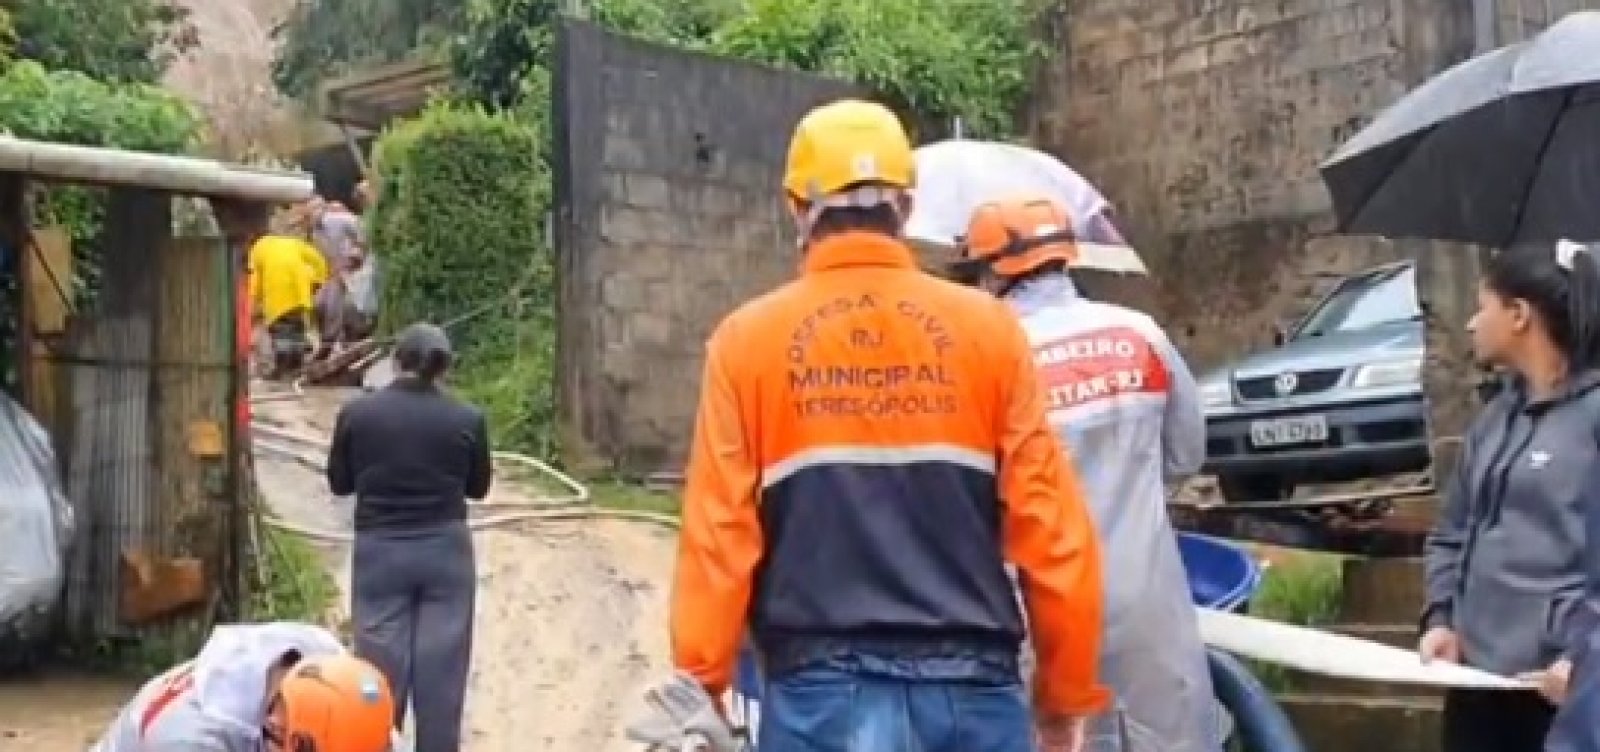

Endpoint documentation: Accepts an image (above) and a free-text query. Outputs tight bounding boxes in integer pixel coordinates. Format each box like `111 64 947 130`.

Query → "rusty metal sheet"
1169 501 1433 558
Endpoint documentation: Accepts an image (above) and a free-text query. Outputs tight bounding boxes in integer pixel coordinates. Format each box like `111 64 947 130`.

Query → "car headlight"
1200 381 1233 409
1350 356 1424 389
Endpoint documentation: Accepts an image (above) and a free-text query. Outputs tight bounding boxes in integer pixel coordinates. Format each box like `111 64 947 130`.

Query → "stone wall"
552 19 860 476
1029 0 1479 371
1497 0 1599 40
1031 0 1600 476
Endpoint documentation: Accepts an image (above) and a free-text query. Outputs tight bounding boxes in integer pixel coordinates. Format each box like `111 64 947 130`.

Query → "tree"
8 0 194 83
0 61 199 151
451 0 741 110
451 0 1041 139
272 0 465 101
0 8 17 65
707 0 1039 139
0 59 202 304
450 0 563 111
368 104 556 453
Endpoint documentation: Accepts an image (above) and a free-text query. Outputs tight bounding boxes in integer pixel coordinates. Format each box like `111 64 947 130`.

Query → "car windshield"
1295 265 1421 338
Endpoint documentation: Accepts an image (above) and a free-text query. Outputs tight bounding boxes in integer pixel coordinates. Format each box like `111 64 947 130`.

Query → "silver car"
1198 261 1430 503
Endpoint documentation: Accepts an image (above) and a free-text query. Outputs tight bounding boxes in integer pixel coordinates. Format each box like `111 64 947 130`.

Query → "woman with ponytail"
1421 239 1600 752
327 322 491 752
1544 239 1600 752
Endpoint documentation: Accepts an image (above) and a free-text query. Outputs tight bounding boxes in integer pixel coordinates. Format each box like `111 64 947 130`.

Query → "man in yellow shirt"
248 233 327 378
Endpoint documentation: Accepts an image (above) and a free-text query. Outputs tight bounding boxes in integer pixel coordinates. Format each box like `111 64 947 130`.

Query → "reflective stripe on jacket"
672 232 1110 717
92 622 345 752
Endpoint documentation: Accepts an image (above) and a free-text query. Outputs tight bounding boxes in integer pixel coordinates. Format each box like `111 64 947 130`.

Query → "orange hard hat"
956 194 1080 279
273 654 394 752
783 99 915 204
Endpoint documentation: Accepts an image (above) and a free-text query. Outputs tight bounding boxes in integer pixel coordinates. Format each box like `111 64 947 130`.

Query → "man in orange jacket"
671 98 1111 752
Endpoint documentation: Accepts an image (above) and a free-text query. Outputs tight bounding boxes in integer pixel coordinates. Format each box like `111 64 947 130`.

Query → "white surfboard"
1197 607 1531 690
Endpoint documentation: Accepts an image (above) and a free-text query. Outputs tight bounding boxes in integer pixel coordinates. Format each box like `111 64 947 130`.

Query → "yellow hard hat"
783 99 915 203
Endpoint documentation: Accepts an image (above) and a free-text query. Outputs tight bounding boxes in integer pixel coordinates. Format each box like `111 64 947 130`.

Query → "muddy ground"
253 386 680 752
0 385 678 751
0 672 134 749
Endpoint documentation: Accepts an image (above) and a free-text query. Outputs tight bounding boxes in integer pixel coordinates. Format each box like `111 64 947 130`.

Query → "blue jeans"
758 666 1036 752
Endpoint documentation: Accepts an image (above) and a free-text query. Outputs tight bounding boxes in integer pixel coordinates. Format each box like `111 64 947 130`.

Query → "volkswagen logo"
1273 371 1299 397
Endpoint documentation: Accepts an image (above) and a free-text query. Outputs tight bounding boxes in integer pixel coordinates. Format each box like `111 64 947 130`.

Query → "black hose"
1207 647 1309 752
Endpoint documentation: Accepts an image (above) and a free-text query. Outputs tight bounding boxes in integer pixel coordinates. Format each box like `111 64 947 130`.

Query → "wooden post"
1415 242 1484 482
0 175 29 401
143 233 232 626
23 226 72 440
204 196 266 621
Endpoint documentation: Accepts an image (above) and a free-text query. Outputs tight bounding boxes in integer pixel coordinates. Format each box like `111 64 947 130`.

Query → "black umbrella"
1320 11 1600 247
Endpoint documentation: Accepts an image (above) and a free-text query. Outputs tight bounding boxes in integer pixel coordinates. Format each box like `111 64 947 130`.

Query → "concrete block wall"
552 19 861 475
547 2 1600 475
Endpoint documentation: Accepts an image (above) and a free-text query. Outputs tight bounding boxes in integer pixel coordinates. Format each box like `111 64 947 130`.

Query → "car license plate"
1249 415 1329 448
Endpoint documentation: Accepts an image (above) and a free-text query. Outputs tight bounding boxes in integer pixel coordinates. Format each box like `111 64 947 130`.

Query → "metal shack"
0 135 312 648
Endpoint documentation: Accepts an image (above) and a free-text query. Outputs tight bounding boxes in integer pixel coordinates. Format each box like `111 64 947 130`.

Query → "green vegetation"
0 0 199 151
1247 552 1345 690
62 623 209 678
333 1 1043 459
0 60 202 308
7 0 192 84
0 61 200 152
251 527 340 626
1251 554 1344 627
589 481 681 517
451 0 1041 139
272 0 466 101
368 103 558 455
707 0 1040 138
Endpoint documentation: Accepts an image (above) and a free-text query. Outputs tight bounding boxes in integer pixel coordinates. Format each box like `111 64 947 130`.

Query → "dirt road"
0 386 676 751
253 386 677 752
0 671 133 749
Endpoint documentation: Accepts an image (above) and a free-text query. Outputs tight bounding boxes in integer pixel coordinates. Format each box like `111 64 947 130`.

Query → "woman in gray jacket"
1421 240 1600 752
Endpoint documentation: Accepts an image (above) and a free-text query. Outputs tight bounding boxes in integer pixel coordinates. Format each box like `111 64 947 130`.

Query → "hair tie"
1556 239 1587 271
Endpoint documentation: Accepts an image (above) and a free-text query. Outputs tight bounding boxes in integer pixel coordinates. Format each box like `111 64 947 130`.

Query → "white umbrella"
906 139 1148 275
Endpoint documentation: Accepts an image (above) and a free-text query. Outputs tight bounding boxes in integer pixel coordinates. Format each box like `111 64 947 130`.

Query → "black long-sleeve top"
326 378 492 532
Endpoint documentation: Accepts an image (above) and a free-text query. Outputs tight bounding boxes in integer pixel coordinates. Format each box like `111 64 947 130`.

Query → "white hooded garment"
1007 273 1222 752
92 622 346 752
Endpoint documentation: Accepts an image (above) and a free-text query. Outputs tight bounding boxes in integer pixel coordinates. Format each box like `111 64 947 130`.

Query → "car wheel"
1217 474 1294 503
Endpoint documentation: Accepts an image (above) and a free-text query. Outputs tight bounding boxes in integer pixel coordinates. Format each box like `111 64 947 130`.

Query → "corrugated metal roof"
61 316 156 639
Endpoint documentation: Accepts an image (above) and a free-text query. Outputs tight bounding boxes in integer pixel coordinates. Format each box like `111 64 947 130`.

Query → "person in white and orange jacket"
953 194 1224 752
91 622 399 752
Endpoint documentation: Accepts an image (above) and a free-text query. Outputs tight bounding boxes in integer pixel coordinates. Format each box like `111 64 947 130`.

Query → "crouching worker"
92 621 397 752
249 231 328 379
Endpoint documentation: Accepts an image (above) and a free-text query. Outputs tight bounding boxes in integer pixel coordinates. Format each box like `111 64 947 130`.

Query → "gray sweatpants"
352 521 476 752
